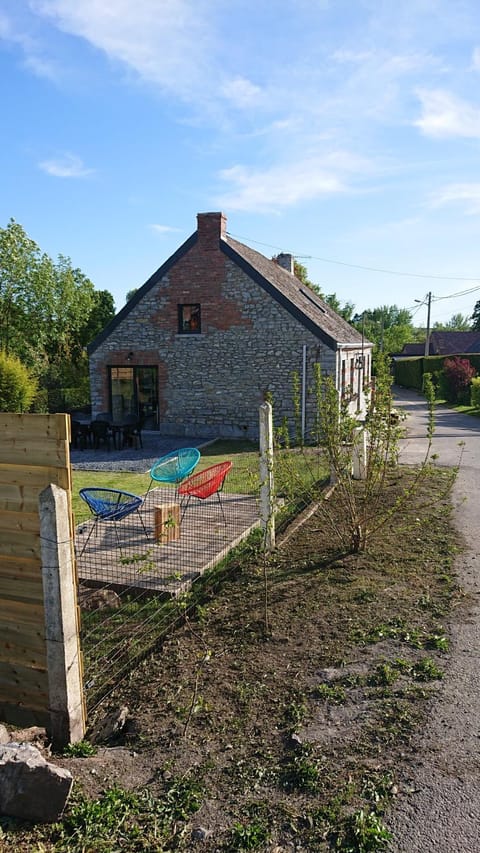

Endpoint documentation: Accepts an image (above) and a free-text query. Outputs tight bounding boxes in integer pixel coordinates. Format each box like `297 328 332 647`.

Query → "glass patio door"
109 366 159 429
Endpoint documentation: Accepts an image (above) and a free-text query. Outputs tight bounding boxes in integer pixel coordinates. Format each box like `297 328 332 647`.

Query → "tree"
434 313 471 331
471 300 480 331
0 218 115 408
80 290 116 346
354 305 415 355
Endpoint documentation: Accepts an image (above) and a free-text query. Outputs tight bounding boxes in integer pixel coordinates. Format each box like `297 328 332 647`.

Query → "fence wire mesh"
74 442 328 715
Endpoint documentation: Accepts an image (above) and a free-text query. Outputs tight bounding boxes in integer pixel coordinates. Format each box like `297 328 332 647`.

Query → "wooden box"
154 503 180 543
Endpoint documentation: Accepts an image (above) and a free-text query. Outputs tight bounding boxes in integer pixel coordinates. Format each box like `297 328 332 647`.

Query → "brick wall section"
90 233 339 439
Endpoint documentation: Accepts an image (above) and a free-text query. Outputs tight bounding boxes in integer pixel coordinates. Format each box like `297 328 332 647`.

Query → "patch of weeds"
354 588 376 603
423 631 449 652
368 662 399 688
228 819 270 851
51 775 203 851
412 657 444 681
312 682 347 704
331 808 392 852
361 770 395 805
283 691 308 729
370 699 420 745
280 743 321 794
62 741 97 757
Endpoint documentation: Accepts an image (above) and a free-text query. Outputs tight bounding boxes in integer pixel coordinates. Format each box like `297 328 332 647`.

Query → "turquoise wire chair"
146 447 200 498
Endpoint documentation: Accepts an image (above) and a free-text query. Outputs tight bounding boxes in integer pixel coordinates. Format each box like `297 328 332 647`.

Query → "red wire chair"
178 461 232 523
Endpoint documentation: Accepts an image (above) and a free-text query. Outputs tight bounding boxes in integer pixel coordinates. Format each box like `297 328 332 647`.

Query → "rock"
0 725 10 745
90 706 130 744
192 826 213 842
9 726 47 747
0 743 72 822
79 587 121 611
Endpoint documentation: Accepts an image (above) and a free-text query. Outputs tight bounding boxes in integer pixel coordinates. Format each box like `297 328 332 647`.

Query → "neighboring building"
395 331 480 359
88 212 372 439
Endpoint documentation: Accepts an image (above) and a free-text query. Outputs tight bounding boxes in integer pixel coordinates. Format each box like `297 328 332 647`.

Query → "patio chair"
146 447 201 498
90 419 113 451
78 487 149 556
178 460 232 523
119 414 143 449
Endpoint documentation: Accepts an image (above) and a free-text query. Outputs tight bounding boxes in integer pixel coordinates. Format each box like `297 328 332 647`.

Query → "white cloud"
216 152 367 213
39 152 94 177
220 77 263 109
31 0 216 99
429 183 480 215
150 224 182 235
414 89 480 138
0 9 58 79
471 46 480 71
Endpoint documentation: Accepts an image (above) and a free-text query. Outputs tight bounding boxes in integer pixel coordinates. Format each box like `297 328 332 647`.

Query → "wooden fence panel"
0 414 85 742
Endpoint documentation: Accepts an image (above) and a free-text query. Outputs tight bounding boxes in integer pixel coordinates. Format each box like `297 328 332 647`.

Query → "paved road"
386 386 480 852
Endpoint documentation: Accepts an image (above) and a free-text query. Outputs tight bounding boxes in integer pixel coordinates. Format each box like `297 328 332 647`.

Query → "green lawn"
71 439 328 524
71 440 260 523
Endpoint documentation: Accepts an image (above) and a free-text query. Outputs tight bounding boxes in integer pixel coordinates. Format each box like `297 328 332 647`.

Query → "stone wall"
89 239 339 440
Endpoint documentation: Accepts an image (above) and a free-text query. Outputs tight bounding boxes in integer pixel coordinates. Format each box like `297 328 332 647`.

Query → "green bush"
393 358 423 389
471 376 480 408
0 350 38 412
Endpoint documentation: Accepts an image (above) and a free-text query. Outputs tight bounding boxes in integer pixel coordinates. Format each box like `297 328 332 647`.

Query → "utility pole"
424 292 432 358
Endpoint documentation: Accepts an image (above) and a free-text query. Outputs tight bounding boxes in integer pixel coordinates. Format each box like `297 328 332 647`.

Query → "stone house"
88 212 372 439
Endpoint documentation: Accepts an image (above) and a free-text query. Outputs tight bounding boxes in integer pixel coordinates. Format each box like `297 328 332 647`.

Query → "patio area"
75 486 260 597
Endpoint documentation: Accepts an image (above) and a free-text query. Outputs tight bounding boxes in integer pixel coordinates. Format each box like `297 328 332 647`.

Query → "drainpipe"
301 345 307 442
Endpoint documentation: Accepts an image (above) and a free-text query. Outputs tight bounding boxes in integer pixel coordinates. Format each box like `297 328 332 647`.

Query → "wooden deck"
75 487 260 597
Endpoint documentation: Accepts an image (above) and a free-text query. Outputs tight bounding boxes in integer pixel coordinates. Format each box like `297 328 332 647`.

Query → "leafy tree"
80 290 116 346
126 288 139 302
433 313 471 331
354 306 415 355
471 300 480 331
0 350 37 411
0 218 115 409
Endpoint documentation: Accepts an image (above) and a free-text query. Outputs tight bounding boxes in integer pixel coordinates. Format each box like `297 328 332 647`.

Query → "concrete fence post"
352 426 368 480
39 484 85 749
259 402 275 551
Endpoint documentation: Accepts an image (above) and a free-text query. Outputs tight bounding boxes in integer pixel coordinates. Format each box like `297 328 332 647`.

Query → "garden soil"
7 387 480 852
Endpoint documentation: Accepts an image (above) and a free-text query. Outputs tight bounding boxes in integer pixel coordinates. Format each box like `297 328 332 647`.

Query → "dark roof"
396 331 480 358
396 343 425 357
89 226 367 353
429 330 480 355
223 236 365 349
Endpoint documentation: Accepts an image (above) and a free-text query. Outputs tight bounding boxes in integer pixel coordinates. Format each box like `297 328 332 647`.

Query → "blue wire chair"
78 487 149 556
146 447 201 498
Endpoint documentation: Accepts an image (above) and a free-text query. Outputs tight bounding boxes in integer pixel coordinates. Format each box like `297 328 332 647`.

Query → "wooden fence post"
259 402 275 551
39 484 85 749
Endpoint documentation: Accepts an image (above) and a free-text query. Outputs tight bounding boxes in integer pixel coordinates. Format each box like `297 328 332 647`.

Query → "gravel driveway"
387 387 480 851
70 432 208 473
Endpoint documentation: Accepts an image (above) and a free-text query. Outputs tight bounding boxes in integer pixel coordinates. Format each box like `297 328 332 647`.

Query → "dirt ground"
7 467 461 852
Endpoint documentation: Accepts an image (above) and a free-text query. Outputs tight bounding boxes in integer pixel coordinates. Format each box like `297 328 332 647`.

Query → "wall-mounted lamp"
126 351 134 362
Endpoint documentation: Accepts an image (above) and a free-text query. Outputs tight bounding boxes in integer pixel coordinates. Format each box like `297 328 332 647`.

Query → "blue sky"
2 0 480 326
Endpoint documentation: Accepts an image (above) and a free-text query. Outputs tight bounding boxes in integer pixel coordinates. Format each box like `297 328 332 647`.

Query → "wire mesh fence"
74 441 329 715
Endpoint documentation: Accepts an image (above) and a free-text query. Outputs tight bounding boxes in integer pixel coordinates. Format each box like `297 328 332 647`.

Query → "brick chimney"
196 212 227 248
274 253 294 274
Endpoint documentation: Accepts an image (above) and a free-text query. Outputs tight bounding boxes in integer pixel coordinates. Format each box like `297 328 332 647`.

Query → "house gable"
89 212 366 355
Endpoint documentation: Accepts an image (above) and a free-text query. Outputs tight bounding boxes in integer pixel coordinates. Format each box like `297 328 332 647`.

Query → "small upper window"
178 303 201 334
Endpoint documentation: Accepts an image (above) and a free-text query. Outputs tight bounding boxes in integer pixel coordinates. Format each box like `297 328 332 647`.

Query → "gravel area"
70 432 209 473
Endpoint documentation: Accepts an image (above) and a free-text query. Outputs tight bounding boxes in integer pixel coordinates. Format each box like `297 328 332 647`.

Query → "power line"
227 231 480 283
